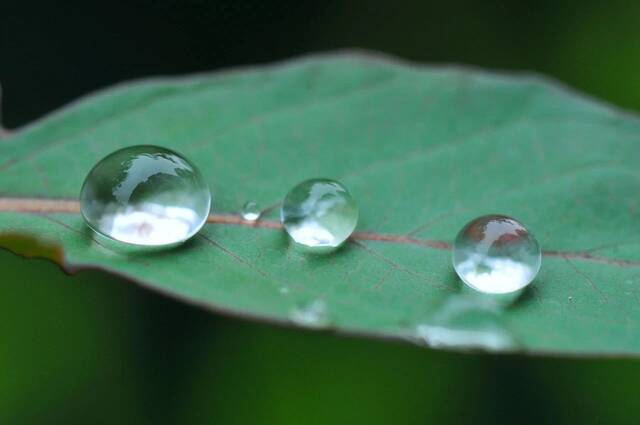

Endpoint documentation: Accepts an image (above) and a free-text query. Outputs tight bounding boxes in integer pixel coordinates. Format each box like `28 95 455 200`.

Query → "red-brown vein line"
0 197 81 213
543 250 640 267
352 231 451 249
1 196 640 268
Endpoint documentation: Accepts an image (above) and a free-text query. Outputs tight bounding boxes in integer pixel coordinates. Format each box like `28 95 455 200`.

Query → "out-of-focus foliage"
2 250 640 424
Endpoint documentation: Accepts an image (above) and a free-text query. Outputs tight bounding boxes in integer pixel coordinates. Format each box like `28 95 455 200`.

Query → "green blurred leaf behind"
2 250 640 424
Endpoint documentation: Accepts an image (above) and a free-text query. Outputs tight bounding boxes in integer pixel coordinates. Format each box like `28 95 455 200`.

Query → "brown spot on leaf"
0 232 65 265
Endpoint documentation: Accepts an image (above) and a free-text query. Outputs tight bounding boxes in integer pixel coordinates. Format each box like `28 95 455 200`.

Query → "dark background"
1 1 640 423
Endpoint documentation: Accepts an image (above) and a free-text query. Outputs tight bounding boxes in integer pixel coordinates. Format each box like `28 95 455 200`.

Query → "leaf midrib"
1 196 638 268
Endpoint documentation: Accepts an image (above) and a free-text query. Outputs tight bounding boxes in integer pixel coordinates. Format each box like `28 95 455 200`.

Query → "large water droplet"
241 201 260 221
80 145 211 246
280 178 358 252
290 299 328 328
452 215 541 294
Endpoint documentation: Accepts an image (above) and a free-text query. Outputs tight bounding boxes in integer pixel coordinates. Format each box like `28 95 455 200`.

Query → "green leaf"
1 52 639 356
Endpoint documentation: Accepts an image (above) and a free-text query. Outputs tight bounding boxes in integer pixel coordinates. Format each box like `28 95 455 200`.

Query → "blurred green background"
1 1 640 423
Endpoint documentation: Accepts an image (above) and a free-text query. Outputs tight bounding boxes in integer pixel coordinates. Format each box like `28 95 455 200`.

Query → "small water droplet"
241 201 261 221
290 299 328 328
80 145 211 246
452 215 541 294
280 178 358 253
278 286 290 294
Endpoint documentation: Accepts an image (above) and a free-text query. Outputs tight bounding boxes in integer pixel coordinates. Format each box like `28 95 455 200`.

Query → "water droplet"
278 286 290 294
452 215 541 294
241 201 261 221
280 178 358 252
80 145 211 246
290 299 328 328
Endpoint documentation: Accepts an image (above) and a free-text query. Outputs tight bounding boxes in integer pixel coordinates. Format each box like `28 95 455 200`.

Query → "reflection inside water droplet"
99 204 197 246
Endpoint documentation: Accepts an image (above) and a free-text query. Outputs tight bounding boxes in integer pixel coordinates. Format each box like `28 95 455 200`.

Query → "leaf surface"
1 52 639 356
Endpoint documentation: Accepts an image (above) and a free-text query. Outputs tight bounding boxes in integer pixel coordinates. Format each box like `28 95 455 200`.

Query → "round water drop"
452 215 541 294
280 178 358 252
241 201 260 221
80 145 211 247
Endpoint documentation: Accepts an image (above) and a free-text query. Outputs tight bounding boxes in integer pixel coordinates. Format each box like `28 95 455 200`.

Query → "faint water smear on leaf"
413 296 517 351
290 299 329 328
278 286 291 295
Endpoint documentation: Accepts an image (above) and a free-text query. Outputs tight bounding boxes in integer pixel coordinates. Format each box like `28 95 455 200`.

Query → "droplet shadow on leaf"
291 240 357 266
514 277 547 309
276 223 357 263
451 269 532 309
82 223 202 259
